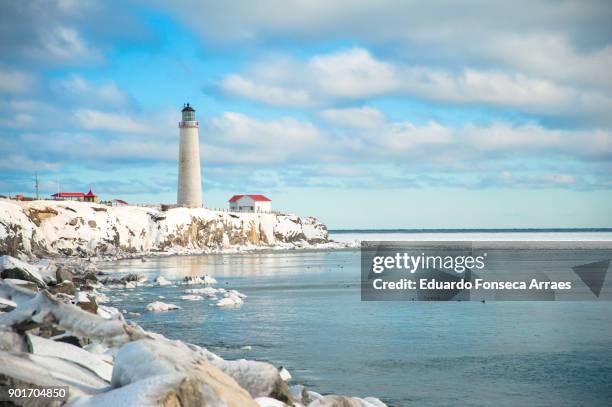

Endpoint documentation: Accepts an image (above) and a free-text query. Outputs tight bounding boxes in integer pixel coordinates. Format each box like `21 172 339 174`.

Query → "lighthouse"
177 103 203 207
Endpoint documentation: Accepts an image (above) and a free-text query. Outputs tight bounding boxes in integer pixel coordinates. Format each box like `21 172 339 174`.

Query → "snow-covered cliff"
0 199 330 258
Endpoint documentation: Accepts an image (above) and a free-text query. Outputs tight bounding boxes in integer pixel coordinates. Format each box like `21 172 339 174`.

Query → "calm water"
100 232 612 406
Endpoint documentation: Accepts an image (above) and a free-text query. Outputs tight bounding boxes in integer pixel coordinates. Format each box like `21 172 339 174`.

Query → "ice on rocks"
256 397 288 407
279 367 292 382
146 301 180 312
216 295 244 308
182 275 217 285
27 333 114 382
154 276 172 286
179 294 203 301
111 339 259 406
185 286 218 296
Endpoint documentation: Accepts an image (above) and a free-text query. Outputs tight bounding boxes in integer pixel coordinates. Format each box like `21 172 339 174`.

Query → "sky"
0 0 611 229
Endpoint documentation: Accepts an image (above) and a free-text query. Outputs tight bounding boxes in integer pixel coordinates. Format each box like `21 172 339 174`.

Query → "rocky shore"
0 255 385 406
0 199 342 259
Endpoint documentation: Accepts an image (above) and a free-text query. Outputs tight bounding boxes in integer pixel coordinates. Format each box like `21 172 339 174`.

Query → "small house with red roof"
83 188 99 203
228 194 272 212
51 188 99 203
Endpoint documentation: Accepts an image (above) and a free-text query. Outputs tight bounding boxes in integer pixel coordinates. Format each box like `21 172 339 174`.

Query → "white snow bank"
146 301 180 312
27 333 113 382
0 199 330 257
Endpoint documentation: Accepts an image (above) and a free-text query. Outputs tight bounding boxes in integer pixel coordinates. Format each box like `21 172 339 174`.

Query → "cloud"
319 107 386 129
204 112 324 164
73 109 152 133
29 26 102 62
54 75 130 106
221 75 315 107
0 68 35 93
486 34 612 89
220 48 612 121
1 108 610 192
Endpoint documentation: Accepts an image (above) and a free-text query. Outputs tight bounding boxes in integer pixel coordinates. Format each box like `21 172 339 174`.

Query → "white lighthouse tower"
177 103 203 207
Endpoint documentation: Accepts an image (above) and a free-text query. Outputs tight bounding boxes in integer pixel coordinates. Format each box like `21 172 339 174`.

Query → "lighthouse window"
183 111 195 121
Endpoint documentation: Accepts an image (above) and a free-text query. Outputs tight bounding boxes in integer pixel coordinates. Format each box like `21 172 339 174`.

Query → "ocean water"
101 231 612 406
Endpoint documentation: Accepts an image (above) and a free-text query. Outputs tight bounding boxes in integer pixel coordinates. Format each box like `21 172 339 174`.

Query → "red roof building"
51 188 99 203
228 194 272 203
228 194 272 212
83 188 99 203
52 192 85 199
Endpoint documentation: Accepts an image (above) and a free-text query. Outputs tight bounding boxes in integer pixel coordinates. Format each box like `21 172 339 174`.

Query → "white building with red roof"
228 194 272 212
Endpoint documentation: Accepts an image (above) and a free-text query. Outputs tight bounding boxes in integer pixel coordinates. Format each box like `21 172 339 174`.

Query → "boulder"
112 339 260 407
308 396 363 407
0 351 107 402
307 396 386 407
83 271 98 282
48 281 76 296
56 268 74 283
0 255 46 288
77 298 98 314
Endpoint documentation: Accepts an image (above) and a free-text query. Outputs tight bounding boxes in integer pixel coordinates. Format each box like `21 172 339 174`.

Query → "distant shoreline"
330 228 612 234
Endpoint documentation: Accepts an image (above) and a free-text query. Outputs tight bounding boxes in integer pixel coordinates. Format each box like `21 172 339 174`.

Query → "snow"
179 294 203 301
67 373 188 407
215 295 244 308
154 276 172 286
279 367 292 382
307 396 387 407
0 297 17 310
185 287 218 296
0 199 331 258
111 339 260 406
0 351 108 398
182 275 217 285
0 290 149 347
27 333 114 382
0 255 48 286
146 301 180 312
255 397 287 407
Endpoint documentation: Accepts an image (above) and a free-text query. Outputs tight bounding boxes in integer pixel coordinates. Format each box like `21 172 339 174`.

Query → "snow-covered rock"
179 294 203 301
182 275 217 285
216 295 244 308
0 255 51 287
111 339 260 407
185 287 218 296
307 395 387 407
256 397 288 407
279 367 292 382
0 199 330 257
146 301 180 312
27 333 114 382
154 276 172 286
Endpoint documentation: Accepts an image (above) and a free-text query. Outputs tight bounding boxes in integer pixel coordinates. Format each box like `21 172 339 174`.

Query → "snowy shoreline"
0 253 383 407
0 199 349 260
0 199 384 406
